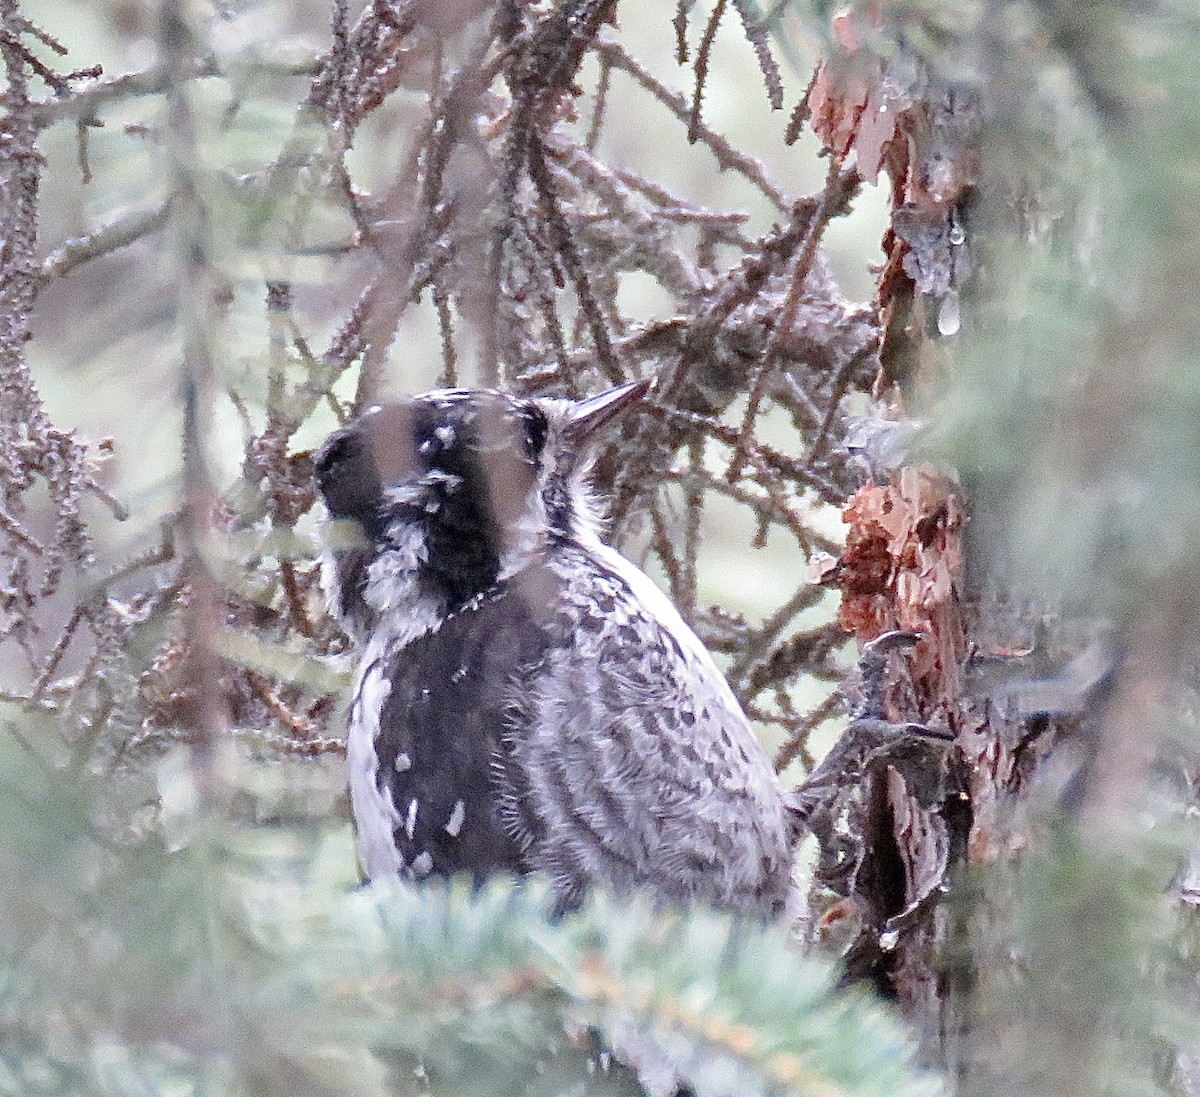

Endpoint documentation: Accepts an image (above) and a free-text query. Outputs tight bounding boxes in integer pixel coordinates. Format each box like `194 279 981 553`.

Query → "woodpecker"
314 379 795 914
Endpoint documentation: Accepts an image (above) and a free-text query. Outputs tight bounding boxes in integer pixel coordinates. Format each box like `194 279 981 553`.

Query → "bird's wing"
512 543 793 912
364 567 563 880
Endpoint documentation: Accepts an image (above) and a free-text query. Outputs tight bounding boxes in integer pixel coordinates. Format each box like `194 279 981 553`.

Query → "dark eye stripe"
521 405 549 463
410 404 442 463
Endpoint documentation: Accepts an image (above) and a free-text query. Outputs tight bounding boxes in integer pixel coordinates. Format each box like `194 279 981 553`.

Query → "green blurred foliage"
0 717 943 1097
915 0 1200 624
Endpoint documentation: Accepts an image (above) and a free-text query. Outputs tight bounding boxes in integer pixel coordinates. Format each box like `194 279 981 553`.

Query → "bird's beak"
564 377 652 446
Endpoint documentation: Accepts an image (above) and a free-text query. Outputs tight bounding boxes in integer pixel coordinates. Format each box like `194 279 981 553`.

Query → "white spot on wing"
445 799 466 837
411 851 433 877
405 798 419 840
394 751 411 772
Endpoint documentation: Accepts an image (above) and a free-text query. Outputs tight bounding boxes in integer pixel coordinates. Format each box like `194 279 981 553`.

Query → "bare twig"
599 40 788 210
772 691 843 772
688 0 727 143
730 0 783 110
231 725 346 757
727 159 854 481
38 199 171 284
29 56 224 128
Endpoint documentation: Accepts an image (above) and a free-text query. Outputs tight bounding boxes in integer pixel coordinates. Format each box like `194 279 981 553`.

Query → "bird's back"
354 535 793 914
517 538 794 913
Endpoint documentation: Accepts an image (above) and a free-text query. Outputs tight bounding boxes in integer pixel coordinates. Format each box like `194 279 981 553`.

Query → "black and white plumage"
314 381 794 914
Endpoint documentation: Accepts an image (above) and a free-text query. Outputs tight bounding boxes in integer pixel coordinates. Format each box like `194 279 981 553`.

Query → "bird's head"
314 379 650 640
